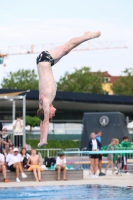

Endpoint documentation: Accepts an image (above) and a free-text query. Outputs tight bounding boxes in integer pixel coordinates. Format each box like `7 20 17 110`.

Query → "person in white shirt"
55 152 66 180
87 132 101 178
6 146 14 165
0 153 9 182
13 115 23 147
6 147 27 182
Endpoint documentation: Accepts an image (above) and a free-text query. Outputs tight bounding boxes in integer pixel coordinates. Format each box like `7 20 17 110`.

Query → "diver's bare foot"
36 179 39 182
84 31 101 39
37 141 47 148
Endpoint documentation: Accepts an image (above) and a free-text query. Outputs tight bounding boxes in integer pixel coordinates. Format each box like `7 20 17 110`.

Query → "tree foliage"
57 67 104 94
26 116 40 132
1 69 38 90
112 68 133 96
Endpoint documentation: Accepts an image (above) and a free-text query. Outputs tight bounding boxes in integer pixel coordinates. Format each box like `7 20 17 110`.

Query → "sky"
0 0 133 84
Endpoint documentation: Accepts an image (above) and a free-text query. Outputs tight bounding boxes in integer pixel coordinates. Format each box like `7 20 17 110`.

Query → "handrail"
64 150 133 154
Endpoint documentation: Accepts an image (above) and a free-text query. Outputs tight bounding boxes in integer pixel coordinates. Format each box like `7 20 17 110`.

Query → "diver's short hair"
37 108 44 121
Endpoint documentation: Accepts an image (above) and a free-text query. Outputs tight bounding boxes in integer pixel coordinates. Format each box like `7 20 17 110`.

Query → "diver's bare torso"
37 62 56 107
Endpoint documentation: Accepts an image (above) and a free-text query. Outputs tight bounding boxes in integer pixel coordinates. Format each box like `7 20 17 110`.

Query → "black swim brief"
36 51 54 66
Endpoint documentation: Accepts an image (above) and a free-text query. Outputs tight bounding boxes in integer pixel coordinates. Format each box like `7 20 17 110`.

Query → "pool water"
0 185 133 200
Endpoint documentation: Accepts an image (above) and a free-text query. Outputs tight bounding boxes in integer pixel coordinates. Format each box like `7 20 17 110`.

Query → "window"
104 77 110 83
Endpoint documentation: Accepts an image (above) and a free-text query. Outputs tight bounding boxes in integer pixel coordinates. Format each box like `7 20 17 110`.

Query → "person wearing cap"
55 152 67 180
0 152 9 182
6 147 27 182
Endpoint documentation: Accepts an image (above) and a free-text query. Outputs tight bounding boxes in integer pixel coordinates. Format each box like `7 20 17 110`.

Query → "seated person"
0 128 11 155
6 145 16 164
0 152 9 182
55 152 67 181
2 128 10 154
27 149 43 182
6 147 27 182
6 146 14 165
0 122 3 132
21 148 30 170
2 128 9 142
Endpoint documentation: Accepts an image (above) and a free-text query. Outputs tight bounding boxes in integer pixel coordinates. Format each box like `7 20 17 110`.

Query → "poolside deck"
0 170 133 188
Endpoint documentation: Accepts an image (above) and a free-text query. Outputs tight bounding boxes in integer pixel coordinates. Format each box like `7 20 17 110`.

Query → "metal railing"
64 149 133 173
36 148 63 160
32 148 133 173
64 148 81 169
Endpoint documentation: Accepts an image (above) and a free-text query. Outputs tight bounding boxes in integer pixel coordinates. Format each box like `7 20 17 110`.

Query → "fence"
36 148 63 160
36 148 81 169
34 148 133 173
64 149 133 173
64 148 81 169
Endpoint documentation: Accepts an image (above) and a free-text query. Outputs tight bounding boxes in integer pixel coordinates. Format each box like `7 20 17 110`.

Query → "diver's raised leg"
48 31 101 64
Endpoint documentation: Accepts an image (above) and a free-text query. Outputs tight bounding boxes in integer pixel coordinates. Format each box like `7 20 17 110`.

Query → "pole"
23 95 26 147
12 100 16 144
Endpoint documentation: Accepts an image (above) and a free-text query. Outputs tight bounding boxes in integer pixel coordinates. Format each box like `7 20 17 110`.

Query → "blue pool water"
0 185 133 200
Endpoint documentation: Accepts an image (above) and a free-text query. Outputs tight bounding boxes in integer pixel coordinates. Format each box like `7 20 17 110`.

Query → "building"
102 71 119 94
92 71 120 95
0 89 133 123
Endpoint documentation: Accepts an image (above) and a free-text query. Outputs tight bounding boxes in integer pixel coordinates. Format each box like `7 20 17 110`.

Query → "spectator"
2 128 10 153
6 147 27 182
0 122 3 151
96 130 105 176
114 139 122 175
0 125 12 155
87 132 101 178
55 152 67 181
0 137 9 154
2 128 9 143
6 146 14 165
13 115 23 147
21 148 30 170
0 122 3 132
27 149 43 182
105 139 116 174
0 152 9 182
121 136 132 175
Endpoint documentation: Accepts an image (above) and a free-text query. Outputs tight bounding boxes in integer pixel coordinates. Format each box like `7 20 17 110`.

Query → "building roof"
92 71 120 83
0 89 133 105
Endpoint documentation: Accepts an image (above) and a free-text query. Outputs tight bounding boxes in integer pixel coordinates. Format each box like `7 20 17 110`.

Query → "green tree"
1 69 38 89
57 67 104 93
112 68 133 96
26 116 40 133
